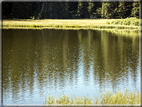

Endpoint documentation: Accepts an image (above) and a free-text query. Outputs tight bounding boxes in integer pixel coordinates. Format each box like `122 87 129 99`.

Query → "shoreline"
2 19 140 30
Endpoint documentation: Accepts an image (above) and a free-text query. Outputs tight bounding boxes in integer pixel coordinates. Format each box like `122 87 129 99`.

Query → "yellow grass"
43 90 141 105
2 19 140 30
3 19 115 25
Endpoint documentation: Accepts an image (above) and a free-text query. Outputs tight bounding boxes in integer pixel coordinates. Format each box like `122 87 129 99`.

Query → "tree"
46 2 55 19
58 2 70 19
101 2 118 19
117 2 126 18
92 2 102 18
2 2 136 19
82 2 89 18
95 7 102 18
2 2 13 19
117 2 133 18
88 1 94 18
125 2 133 17
131 2 140 18
11 2 33 19
69 2 78 18
101 3 110 19
77 0 83 18
31 2 42 19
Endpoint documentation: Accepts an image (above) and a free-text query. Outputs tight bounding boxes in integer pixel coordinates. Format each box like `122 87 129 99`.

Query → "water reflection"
3 29 140 104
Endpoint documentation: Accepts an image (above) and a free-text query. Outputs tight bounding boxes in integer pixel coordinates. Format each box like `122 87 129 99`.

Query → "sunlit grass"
43 90 140 105
100 90 140 104
3 19 140 30
106 17 140 26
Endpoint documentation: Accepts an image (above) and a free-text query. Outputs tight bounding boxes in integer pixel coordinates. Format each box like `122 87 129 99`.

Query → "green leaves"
109 18 139 26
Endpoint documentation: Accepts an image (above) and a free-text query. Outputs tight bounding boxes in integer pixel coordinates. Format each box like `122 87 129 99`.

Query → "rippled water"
3 29 140 104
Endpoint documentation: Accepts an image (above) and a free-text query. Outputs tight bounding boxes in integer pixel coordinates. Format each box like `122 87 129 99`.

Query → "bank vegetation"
2 18 140 30
43 90 140 105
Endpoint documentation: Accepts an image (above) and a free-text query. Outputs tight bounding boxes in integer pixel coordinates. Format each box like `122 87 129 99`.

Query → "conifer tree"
88 0 94 18
77 0 83 18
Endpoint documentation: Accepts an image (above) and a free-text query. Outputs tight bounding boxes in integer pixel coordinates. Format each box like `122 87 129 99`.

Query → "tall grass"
100 90 140 104
106 17 140 26
43 90 140 105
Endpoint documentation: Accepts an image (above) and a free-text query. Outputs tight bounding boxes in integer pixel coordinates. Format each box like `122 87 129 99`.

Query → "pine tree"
101 2 118 19
88 1 94 18
47 2 56 19
82 2 89 18
77 0 83 18
117 2 126 18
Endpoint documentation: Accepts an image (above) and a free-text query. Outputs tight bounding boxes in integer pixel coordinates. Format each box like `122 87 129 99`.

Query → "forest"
2 1 140 19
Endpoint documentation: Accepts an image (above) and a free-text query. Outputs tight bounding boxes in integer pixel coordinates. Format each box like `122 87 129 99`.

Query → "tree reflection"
3 29 140 104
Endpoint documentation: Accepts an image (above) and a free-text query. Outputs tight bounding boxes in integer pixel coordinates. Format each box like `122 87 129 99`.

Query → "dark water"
3 29 140 104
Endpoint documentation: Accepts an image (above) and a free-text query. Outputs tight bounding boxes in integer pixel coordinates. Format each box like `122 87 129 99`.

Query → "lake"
2 29 140 104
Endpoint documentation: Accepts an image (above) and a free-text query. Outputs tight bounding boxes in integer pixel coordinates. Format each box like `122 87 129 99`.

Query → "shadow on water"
2 29 140 104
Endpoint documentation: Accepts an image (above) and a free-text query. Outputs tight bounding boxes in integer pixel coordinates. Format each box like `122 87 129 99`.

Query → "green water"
2 29 140 104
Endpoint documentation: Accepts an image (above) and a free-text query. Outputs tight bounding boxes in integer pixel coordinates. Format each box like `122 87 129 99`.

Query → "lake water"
2 29 140 104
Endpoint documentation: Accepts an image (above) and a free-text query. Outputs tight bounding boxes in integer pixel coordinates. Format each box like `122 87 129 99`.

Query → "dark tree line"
2 1 140 19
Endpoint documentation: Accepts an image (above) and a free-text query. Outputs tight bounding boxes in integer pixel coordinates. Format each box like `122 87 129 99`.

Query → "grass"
2 19 140 30
106 17 140 26
43 90 140 105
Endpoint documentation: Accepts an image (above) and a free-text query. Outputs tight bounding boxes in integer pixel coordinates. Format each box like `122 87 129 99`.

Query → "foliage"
88 1 94 18
131 2 140 18
101 2 119 19
106 21 110 24
94 7 102 18
117 2 133 18
77 1 83 18
2 2 140 19
106 17 139 26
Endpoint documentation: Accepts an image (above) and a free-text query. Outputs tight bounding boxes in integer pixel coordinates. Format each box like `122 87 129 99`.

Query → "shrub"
111 21 115 24
106 21 110 24
110 18 139 26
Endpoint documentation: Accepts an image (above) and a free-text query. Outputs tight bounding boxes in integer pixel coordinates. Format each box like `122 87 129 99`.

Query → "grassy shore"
106 17 140 26
2 18 140 30
43 90 140 105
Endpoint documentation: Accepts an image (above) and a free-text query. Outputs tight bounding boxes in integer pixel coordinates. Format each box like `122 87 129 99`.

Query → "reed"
43 90 140 105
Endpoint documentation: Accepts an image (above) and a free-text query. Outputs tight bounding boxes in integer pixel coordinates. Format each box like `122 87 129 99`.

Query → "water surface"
3 29 140 104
